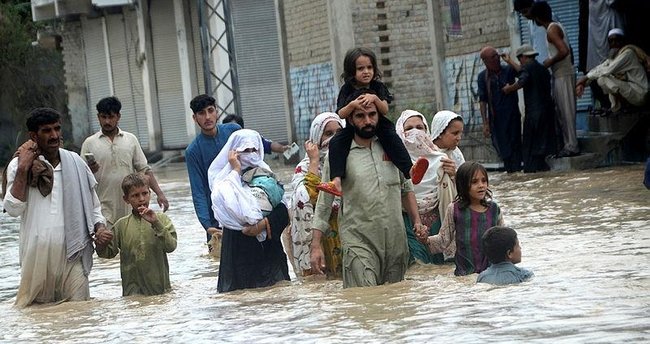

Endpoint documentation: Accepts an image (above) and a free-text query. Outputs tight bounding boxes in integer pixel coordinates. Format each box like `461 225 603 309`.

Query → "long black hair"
454 161 492 209
341 47 382 84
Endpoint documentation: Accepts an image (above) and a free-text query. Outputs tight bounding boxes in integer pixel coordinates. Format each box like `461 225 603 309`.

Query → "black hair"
26 107 61 132
530 1 552 23
341 47 382 84
190 94 216 114
454 161 492 209
96 96 122 115
223 114 244 128
482 226 518 264
513 0 533 12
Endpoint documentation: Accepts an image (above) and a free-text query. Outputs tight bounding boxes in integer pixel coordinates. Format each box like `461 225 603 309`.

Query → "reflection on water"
1 163 648 342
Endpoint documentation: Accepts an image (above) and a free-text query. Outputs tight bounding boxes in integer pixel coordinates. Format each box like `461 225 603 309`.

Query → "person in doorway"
513 0 553 64
3 108 111 307
309 89 425 288
222 114 290 155
477 226 534 285
185 94 240 250
418 161 505 276
81 96 168 229
478 46 523 172
289 112 345 278
576 29 649 115
96 173 177 296
502 44 558 172
395 109 465 265
530 1 580 158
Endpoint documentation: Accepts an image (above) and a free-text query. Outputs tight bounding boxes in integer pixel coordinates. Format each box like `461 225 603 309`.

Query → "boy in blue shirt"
478 226 533 285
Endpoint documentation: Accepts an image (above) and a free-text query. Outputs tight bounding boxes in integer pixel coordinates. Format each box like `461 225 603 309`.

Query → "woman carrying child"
396 110 465 264
418 161 504 276
208 129 290 292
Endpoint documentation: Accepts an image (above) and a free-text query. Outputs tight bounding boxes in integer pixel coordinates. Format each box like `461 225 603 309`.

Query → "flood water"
1 163 648 343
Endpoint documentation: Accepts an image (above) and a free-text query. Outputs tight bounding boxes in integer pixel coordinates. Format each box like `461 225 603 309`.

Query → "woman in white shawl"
396 110 465 264
289 112 344 278
207 129 290 292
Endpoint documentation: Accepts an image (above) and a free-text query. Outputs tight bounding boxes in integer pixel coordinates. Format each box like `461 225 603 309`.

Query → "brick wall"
443 0 511 57
283 0 332 66
352 0 438 118
441 0 512 164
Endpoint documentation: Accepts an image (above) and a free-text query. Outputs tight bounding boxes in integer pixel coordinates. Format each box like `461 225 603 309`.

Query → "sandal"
316 182 343 197
410 157 429 185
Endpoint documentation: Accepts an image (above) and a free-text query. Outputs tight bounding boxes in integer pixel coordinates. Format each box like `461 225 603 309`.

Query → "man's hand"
15 141 38 172
94 225 113 247
502 83 517 95
156 193 169 212
482 124 490 138
310 241 326 275
576 83 585 98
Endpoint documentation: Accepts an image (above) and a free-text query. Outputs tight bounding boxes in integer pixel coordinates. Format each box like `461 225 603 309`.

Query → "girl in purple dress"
417 161 505 276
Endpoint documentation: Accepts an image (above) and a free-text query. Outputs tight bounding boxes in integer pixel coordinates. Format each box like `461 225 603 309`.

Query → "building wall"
441 0 512 164
352 0 438 118
283 0 338 141
60 21 91 146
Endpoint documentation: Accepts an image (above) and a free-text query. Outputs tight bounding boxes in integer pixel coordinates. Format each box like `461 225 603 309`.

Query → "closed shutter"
231 0 291 143
105 11 149 150
81 17 111 133
188 0 206 96
518 0 591 111
150 0 189 149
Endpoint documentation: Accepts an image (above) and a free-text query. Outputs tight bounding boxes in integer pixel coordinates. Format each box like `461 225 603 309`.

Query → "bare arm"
544 24 569 68
9 146 37 202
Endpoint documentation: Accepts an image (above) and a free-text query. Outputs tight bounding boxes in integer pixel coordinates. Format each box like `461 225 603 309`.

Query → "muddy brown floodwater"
1 163 648 343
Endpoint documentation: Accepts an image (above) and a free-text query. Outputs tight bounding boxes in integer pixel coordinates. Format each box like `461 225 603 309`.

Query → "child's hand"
356 93 378 108
138 205 157 223
227 150 241 171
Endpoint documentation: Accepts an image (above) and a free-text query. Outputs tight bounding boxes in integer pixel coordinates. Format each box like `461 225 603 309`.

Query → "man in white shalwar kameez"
3 108 111 308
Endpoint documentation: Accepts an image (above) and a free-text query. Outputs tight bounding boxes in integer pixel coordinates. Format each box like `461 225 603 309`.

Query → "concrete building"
32 0 591 165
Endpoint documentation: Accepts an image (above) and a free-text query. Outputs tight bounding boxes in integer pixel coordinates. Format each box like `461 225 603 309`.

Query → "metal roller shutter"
230 0 291 143
105 12 149 150
518 0 592 111
150 0 189 149
81 17 112 133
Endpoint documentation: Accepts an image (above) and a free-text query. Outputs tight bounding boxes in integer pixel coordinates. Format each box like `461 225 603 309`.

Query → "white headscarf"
289 113 344 273
208 129 271 235
395 110 448 214
309 112 345 151
430 110 466 167
291 112 344 195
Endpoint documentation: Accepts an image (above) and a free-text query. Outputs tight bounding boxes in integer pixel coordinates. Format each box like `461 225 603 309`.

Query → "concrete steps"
548 110 647 171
